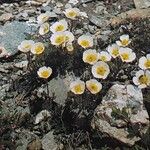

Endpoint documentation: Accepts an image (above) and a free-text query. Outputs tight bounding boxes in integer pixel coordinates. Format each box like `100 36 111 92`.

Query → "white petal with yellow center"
64 8 80 19
92 61 110 79
64 31 74 42
99 51 111 62
133 70 150 89
70 80 85 95
18 40 34 53
107 44 120 58
31 42 45 55
139 54 150 70
116 34 131 47
50 19 68 33
119 48 136 62
37 12 50 24
39 22 50 35
83 49 99 65
50 32 66 46
37 66 52 79
86 79 102 94
78 35 93 49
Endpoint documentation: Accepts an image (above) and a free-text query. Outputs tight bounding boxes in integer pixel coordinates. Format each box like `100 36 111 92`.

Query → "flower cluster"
70 79 102 95
133 54 150 88
18 3 150 97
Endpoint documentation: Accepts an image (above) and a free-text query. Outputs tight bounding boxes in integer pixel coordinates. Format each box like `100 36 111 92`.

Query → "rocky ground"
0 0 150 150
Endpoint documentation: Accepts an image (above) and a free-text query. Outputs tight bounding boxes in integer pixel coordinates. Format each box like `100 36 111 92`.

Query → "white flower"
116 34 131 47
86 79 102 94
92 61 110 79
37 12 50 24
82 49 99 65
64 8 80 19
37 66 52 79
70 80 85 95
119 48 136 62
50 32 66 46
50 19 68 33
39 22 50 35
64 31 74 42
99 51 111 62
107 44 120 58
31 42 45 55
133 70 150 88
78 35 93 49
139 54 150 70
18 40 34 53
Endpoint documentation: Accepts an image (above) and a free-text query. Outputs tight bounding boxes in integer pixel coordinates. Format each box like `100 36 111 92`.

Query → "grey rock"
95 5 106 15
14 60 28 69
92 84 149 146
27 139 42 150
75 29 83 35
0 21 36 56
41 6 53 12
134 0 150 9
89 15 108 28
0 13 14 22
42 131 58 150
16 130 39 150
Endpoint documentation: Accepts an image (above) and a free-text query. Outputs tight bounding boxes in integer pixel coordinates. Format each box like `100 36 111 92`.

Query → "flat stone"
0 21 36 56
134 0 150 9
110 8 150 26
0 13 14 22
92 84 149 146
42 131 58 150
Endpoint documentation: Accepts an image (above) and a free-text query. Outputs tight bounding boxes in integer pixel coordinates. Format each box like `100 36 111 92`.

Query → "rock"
92 84 149 146
37 74 71 106
14 61 28 69
34 0 49 3
35 110 51 124
0 21 36 56
110 8 150 26
134 0 150 9
27 139 42 150
89 14 109 28
0 13 14 22
42 131 59 150
16 130 39 150
0 83 10 100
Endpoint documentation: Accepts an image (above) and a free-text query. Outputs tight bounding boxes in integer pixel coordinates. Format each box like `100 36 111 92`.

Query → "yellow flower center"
139 75 148 85
121 53 129 60
100 56 107 62
40 70 50 78
121 39 129 46
68 11 77 18
35 45 44 54
80 40 90 48
144 59 150 68
55 36 65 45
88 83 98 92
112 49 119 56
96 66 106 76
55 25 64 32
86 54 97 62
74 85 83 94
24 44 31 49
